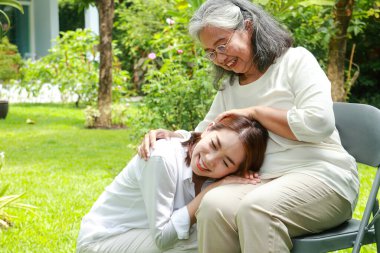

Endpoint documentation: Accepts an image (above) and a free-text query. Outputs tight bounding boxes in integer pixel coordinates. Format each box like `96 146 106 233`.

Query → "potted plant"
0 99 8 119
0 0 23 119
0 37 22 119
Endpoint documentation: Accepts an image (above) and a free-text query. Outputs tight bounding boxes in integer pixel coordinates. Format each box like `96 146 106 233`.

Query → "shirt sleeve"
171 206 191 239
139 155 191 251
174 130 191 141
287 47 335 143
195 90 226 132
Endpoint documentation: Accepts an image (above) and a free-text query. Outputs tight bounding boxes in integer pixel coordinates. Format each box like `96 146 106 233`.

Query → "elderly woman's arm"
215 48 334 143
215 106 297 141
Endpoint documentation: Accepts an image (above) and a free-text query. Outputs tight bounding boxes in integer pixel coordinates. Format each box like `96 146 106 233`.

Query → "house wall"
15 0 59 58
17 1 97 59
32 0 59 58
85 4 99 35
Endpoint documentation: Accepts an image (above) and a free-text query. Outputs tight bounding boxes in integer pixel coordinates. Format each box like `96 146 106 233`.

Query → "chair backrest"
334 102 380 167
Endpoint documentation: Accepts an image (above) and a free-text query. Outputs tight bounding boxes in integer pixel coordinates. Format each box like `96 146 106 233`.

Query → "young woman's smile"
191 129 246 178
196 155 209 172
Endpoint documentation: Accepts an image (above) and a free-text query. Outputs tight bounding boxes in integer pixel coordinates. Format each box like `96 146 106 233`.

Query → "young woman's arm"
139 153 190 251
187 176 260 225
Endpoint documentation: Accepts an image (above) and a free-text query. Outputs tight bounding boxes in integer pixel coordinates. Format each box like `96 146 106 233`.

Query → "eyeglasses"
205 31 235 61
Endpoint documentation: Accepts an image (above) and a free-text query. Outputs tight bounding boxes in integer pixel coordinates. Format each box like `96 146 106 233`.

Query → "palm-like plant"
0 0 24 39
0 153 37 230
0 186 37 229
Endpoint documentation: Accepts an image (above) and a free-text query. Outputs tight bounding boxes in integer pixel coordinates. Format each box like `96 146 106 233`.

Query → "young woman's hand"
138 129 178 160
188 174 260 225
217 175 260 186
242 170 261 183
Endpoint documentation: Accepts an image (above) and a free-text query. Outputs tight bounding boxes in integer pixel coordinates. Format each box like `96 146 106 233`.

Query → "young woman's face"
190 128 246 178
199 26 254 75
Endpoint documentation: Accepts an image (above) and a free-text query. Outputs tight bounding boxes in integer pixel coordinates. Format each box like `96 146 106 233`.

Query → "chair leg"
373 200 380 253
353 168 380 253
376 223 380 253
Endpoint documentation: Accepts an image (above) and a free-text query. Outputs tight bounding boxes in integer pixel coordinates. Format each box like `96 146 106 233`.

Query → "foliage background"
347 1 380 108
19 29 130 107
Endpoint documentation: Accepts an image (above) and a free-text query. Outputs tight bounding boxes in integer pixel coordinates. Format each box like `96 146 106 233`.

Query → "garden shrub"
0 37 22 82
142 59 215 131
114 0 176 92
255 0 379 103
347 0 380 107
122 0 216 133
84 103 130 128
252 0 335 67
348 18 380 108
19 29 130 106
58 0 85 32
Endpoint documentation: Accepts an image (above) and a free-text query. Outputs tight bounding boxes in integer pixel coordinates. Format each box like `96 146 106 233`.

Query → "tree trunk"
327 0 354 102
95 0 114 128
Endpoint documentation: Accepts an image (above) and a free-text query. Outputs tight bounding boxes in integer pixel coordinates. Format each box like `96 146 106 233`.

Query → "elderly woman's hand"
214 107 256 123
138 129 179 160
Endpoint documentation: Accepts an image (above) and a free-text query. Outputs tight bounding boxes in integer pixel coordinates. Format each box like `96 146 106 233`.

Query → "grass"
0 103 377 252
0 103 137 252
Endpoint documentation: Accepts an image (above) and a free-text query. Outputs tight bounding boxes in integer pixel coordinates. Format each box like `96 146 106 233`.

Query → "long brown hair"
183 115 268 176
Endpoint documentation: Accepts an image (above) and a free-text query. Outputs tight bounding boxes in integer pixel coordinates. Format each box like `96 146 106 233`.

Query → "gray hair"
189 0 293 89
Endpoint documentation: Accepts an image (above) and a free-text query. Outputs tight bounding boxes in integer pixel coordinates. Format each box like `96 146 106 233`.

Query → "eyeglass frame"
204 31 235 61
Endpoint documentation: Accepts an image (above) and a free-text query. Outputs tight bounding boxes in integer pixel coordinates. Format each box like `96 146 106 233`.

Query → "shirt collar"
184 165 193 182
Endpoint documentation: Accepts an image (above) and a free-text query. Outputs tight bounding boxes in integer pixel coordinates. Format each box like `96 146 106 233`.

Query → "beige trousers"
78 228 198 253
196 173 352 253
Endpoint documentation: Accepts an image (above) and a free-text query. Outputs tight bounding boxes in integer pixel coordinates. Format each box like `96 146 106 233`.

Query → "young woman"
76 115 268 253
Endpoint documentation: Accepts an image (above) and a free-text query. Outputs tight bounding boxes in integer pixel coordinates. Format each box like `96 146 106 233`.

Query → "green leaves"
0 190 38 230
298 0 334 7
0 151 37 230
19 29 130 106
0 0 24 39
184 0 205 12
0 0 24 14
115 0 215 133
0 37 22 82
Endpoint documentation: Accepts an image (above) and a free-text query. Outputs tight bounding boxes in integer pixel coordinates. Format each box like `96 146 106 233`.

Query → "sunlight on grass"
0 103 378 252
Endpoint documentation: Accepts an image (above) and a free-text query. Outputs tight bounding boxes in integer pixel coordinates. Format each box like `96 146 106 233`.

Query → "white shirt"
77 138 201 251
195 47 359 210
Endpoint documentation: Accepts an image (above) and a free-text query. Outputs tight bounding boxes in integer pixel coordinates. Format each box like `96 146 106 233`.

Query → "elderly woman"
139 0 359 252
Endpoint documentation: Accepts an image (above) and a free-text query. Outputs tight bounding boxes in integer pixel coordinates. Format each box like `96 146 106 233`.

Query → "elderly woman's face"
199 26 254 74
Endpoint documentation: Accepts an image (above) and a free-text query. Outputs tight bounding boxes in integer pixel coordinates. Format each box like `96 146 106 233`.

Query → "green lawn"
0 103 377 252
0 103 137 252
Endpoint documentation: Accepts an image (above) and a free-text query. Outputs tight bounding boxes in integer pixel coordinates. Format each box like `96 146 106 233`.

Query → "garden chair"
291 102 380 253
